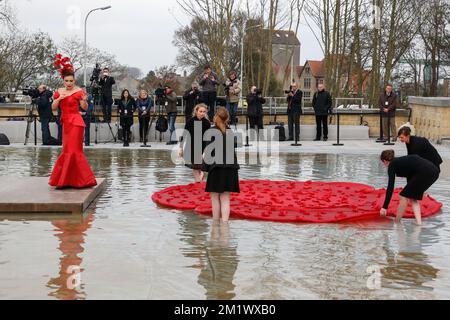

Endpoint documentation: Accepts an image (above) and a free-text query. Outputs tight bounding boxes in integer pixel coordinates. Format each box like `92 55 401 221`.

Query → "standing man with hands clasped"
98 67 116 123
286 83 303 141
379 84 397 142
312 83 332 142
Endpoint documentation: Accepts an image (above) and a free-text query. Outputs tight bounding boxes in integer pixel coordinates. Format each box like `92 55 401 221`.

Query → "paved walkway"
3 139 450 158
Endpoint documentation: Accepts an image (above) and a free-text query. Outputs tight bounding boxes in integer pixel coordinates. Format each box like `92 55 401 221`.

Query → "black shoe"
323 138 328 141
166 141 177 145
313 138 321 141
287 138 294 141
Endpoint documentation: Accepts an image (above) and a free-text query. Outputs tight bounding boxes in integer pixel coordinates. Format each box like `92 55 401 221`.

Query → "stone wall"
408 97 450 143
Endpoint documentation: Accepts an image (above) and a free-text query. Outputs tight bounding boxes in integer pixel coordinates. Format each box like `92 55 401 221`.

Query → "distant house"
298 58 370 102
270 30 301 89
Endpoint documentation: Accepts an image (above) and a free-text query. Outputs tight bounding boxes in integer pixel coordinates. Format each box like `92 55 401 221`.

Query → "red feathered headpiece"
54 54 74 78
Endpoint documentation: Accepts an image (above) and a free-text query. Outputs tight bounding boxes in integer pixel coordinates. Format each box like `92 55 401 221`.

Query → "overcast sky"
12 0 323 76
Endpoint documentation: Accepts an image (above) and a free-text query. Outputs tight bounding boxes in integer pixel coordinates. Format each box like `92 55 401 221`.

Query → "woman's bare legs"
395 196 408 223
219 192 231 222
412 200 422 225
210 192 221 221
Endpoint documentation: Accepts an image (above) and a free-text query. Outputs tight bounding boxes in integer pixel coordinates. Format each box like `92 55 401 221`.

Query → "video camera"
155 87 166 98
22 87 39 99
90 63 102 83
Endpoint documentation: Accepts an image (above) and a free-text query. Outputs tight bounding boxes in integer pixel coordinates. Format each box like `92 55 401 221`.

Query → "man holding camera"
183 82 201 124
198 65 218 121
98 67 116 123
36 85 55 145
247 86 265 134
312 83 332 141
286 83 303 141
224 70 241 125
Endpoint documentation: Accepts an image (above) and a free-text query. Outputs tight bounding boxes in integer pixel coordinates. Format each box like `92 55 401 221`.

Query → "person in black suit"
312 83 332 141
286 83 303 141
36 85 55 145
117 89 136 147
98 67 116 123
247 86 265 138
398 126 443 172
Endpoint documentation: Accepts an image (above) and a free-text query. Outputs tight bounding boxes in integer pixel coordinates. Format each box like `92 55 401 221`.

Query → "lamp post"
239 23 263 106
83 5 112 86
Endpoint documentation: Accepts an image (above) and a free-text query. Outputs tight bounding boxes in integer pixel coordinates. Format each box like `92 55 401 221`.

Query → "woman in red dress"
49 56 97 188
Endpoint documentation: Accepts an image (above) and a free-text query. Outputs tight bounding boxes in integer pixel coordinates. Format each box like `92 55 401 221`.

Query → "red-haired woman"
49 61 97 188
203 107 240 222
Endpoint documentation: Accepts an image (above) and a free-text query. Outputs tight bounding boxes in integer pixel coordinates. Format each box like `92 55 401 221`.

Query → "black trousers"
40 116 51 145
249 116 263 130
122 124 131 143
102 98 112 122
139 116 150 142
83 117 91 145
202 91 217 120
288 111 301 140
315 115 328 139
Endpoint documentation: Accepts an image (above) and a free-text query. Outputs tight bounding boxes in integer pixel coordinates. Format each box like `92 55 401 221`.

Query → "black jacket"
36 90 53 119
181 117 211 167
312 90 332 115
287 89 303 114
247 93 266 117
183 89 201 117
117 98 136 126
406 136 443 171
379 91 397 117
99 76 116 103
202 126 240 172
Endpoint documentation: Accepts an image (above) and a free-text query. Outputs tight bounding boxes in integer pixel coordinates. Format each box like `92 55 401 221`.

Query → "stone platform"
0 177 106 214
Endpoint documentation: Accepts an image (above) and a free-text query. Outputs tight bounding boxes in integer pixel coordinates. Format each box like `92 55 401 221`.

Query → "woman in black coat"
117 89 136 147
247 86 265 132
379 149 440 225
179 103 211 182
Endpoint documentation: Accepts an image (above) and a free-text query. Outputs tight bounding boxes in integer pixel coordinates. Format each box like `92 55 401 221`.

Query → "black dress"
204 127 240 193
181 117 211 170
383 155 440 209
406 136 443 172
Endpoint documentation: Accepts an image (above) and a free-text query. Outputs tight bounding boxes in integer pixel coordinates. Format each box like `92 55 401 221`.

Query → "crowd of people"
45 56 443 226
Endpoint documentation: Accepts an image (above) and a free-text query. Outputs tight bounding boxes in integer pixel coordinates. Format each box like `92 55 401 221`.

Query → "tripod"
24 101 37 145
90 81 117 144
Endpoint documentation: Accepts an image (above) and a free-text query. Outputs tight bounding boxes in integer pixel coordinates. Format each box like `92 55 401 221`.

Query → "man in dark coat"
398 126 443 172
98 67 116 123
312 83 332 141
247 86 265 139
379 84 397 141
183 82 201 124
36 85 54 145
286 83 303 141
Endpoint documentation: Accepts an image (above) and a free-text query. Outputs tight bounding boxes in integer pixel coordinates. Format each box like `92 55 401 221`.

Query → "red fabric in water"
151 180 442 223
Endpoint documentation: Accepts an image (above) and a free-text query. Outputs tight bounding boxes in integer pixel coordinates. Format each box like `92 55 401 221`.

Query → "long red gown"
49 90 97 188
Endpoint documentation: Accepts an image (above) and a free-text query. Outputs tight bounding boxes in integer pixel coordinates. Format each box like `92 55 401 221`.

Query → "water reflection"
178 214 238 299
381 224 439 291
46 212 94 300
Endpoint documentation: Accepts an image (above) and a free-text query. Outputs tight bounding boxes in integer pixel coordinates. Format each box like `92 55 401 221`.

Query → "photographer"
98 67 116 123
286 83 303 141
164 86 178 145
183 82 201 124
136 89 154 143
246 86 265 134
224 70 241 125
312 83 332 141
35 85 55 145
80 85 94 146
198 64 218 121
